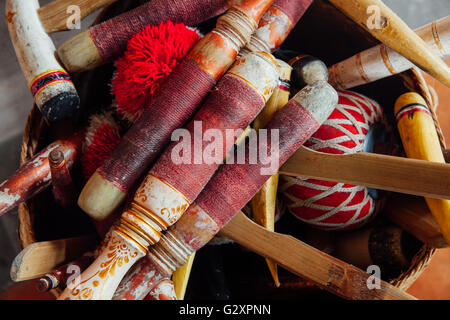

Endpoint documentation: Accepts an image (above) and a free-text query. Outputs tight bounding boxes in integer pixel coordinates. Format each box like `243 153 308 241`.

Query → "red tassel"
112 21 202 122
82 113 122 180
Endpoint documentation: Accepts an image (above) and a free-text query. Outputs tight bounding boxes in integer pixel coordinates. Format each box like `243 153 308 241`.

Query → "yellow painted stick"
171 252 196 300
250 59 292 287
394 92 450 245
329 0 450 87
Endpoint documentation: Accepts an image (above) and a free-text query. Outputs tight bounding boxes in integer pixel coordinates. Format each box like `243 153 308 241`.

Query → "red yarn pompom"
112 21 202 122
82 112 122 180
280 90 385 231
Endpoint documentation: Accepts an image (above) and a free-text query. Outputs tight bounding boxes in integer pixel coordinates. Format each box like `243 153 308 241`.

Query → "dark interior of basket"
23 0 430 299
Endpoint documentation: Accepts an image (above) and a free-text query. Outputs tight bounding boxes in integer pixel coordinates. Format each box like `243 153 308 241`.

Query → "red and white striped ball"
280 90 384 230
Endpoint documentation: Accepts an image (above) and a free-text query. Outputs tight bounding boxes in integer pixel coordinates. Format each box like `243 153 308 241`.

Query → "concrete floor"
0 0 449 295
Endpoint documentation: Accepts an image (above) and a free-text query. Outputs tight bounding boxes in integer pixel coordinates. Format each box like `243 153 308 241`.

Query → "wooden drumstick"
329 15 450 89
221 213 416 299
59 50 279 300
38 0 121 33
250 59 292 287
78 0 276 221
6 0 80 121
328 0 450 87
394 92 450 244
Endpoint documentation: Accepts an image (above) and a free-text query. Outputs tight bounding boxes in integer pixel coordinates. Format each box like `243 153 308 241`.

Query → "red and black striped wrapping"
151 74 265 202
90 0 230 63
98 58 215 193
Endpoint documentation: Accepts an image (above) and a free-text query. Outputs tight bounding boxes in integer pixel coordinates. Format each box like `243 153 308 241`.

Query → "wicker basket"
16 0 445 298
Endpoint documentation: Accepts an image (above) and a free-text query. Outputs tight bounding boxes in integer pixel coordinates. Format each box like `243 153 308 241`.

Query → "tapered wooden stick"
10 235 97 282
329 15 450 89
280 146 450 200
328 0 450 87
171 253 196 300
394 92 450 245
38 0 120 33
220 212 416 300
250 59 292 287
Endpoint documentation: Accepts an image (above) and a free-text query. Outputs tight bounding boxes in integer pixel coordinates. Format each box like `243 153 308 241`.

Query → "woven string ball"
280 89 384 230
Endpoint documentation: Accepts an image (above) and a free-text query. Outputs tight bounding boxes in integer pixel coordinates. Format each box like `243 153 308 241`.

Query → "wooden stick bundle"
59 49 279 300
329 15 450 89
111 81 338 300
113 82 415 300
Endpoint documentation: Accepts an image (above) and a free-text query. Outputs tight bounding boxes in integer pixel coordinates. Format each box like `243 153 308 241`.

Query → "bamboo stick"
394 92 450 245
220 211 416 300
329 0 450 87
280 146 450 200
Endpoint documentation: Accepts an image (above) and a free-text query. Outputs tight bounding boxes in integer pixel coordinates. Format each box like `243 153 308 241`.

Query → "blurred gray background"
0 0 449 293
